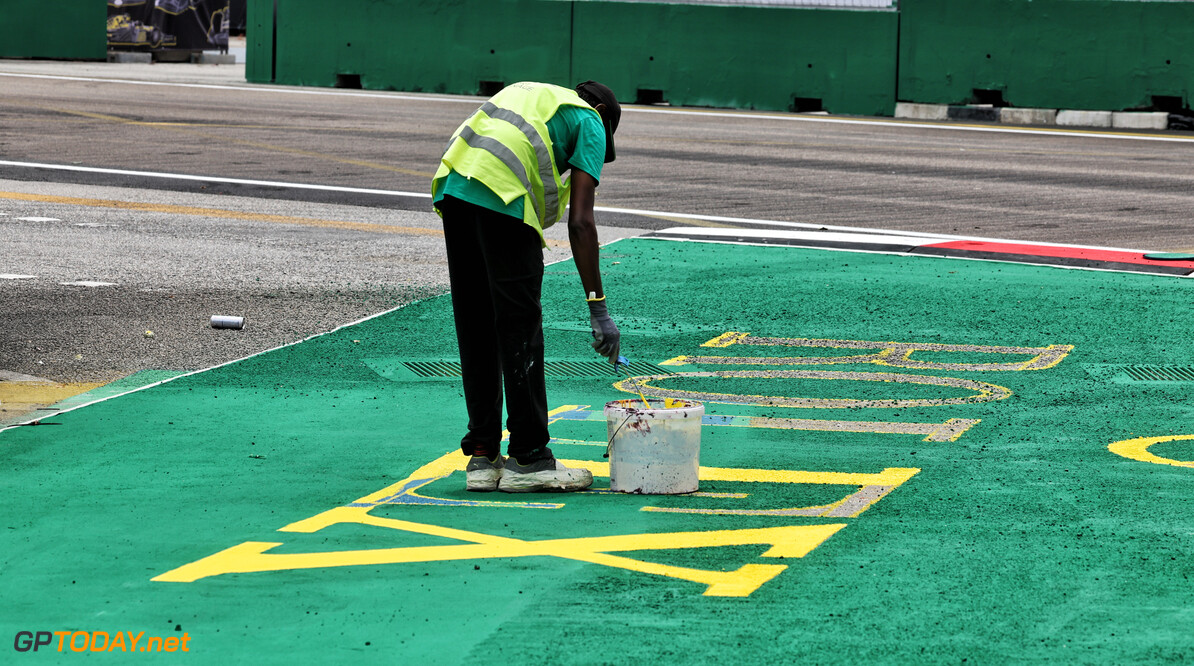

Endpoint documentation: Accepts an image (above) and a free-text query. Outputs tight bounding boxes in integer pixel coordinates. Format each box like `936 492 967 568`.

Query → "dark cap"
575 80 620 163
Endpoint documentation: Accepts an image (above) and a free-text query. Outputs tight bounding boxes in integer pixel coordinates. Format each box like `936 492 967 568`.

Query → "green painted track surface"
3 238 1193 663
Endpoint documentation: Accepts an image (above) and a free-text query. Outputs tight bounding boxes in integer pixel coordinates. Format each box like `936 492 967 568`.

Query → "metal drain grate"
402 360 464 378
543 360 668 377
396 359 673 380
1119 365 1194 382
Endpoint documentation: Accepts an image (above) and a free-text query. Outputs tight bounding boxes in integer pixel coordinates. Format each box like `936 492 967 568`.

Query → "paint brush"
617 355 652 409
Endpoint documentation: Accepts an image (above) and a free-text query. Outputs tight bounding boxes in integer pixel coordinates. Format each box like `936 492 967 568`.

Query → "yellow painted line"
1109 434 1194 468
0 191 444 237
0 381 106 411
701 331 750 348
38 105 435 179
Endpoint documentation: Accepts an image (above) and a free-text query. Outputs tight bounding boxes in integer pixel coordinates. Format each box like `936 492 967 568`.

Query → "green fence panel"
250 0 1194 117
0 0 105 59
246 0 275 83
271 0 572 94
571 2 898 116
899 0 1194 110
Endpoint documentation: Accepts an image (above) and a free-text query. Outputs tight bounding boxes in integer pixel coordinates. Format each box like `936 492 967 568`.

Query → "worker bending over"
432 81 622 493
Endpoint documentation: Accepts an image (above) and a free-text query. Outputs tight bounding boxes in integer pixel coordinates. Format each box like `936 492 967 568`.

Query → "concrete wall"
0 0 106 60
899 0 1194 110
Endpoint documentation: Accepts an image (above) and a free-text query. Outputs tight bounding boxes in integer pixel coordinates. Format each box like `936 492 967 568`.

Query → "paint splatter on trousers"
439 196 552 463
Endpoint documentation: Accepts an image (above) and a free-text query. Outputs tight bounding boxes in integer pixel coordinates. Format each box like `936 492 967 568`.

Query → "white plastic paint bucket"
604 398 703 494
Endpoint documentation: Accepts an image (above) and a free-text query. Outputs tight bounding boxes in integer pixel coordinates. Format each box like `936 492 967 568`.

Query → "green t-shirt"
433 104 606 220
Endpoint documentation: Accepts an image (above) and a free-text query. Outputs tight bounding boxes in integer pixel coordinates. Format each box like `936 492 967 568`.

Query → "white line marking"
0 232 616 435
0 305 420 433
647 235 923 258
631 106 1194 143
3 71 1193 143
654 226 945 247
15 216 62 222
647 228 1185 277
0 160 1161 254
0 160 432 198
60 281 117 287
598 205 1154 253
0 71 478 105
0 274 38 280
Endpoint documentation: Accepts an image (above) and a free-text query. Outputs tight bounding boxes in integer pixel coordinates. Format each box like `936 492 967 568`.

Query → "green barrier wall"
246 0 275 83
0 0 105 59
255 0 895 115
572 2 897 115
252 0 1192 116
899 0 1194 110
267 0 572 93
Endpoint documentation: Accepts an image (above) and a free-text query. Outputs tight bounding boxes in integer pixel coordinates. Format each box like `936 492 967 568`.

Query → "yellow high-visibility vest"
432 82 600 242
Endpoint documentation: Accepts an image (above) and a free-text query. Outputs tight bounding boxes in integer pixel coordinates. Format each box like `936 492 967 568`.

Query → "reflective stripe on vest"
433 83 599 238
457 125 538 221
478 101 559 227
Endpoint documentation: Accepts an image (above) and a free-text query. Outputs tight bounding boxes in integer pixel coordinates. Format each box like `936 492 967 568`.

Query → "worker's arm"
567 169 604 297
567 169 620 363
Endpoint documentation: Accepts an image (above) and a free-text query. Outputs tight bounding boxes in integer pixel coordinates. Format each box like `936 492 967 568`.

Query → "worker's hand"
587 298 621 363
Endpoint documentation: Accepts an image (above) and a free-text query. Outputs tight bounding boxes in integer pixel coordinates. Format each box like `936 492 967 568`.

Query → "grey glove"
587 297 621 363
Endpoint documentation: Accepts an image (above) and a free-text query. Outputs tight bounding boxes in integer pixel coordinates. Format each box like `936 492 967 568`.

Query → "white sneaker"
465 455 505 492
498 457 593 493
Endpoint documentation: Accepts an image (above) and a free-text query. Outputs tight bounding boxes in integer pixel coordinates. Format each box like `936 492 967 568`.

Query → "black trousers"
440 196 552 463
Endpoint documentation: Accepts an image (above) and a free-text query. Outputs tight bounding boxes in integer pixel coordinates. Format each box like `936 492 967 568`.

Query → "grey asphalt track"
3 60 1194 418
